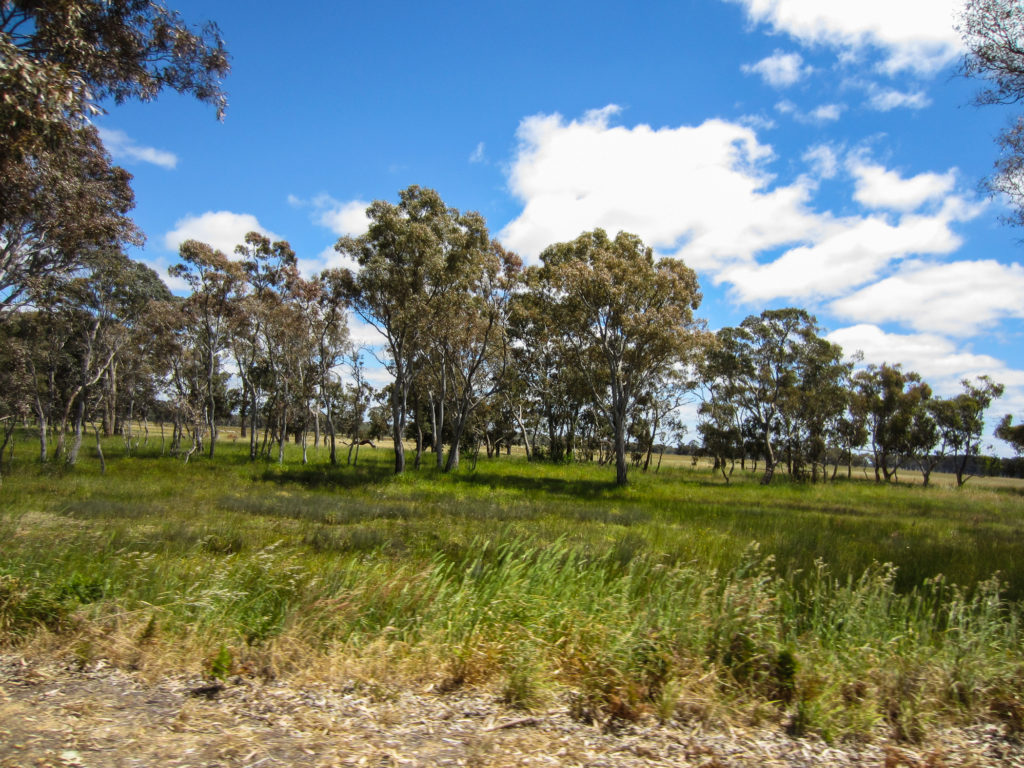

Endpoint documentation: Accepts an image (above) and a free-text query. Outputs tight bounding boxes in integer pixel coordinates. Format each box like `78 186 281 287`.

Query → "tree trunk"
759 431 777 485
392 398 406 475
239 381 248 439
34 401 47 463
430 393 444 470
445 441 460 472
613 409 628 486
278 380 288 465
327 404 337 466
249 389 259 460
68 398 86 466
93 424 106 475
510 404 532 460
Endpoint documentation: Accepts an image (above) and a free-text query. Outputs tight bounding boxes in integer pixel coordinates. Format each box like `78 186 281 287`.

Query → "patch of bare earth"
1 655 1021 767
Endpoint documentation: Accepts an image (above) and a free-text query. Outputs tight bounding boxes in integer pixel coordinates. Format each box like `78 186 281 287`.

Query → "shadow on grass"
447 469 621 500
259 462 394 490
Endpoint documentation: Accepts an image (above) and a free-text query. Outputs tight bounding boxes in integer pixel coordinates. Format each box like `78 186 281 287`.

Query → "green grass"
1 432 1024 741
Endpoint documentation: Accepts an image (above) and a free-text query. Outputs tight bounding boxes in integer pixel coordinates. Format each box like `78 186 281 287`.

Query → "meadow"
1 432 1023 743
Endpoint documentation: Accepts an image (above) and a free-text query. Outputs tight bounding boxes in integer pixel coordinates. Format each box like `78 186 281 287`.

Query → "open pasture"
2 435 1024 741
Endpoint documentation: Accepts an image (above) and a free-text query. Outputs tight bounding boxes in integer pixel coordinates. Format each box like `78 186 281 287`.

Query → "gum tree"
959 0 1024 225
169 240 240 459
537 229 703 486
1 0 228 315
336 186 479 474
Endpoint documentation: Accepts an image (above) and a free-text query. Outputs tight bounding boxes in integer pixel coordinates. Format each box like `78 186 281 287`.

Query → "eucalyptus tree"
16 290 74 462
230 232 296 458
341 350 374 466
537 229 703 486
996 413 1024 454
1 0 228 165
959 0 1024 227
787 331 851 481
169 240 241 459
933 376 1004 487
24 251 167 465
310 269 351 465
505 276 588 462
696 327 749 482
0 324 31 482
1 1 227 314
0 126 141 317
276 270 327 465
435 240 521 471
852 364 932 483
726 309 829 484
336 186 491 474
97 258 173 437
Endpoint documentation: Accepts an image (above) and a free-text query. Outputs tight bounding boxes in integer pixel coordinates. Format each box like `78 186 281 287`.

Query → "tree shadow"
259 462 394 490
446 469 620 500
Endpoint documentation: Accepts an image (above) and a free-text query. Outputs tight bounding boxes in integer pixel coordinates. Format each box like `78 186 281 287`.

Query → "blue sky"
98 0 1024 444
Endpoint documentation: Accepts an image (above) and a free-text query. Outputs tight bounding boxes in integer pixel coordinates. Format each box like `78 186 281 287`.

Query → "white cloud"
741 49 813 87
296 244 361 279
739 113 777 131
470 142 486 163
348 316 387 348
865 86 932 111
500 106 791 263
291 194 370 237
726 0 963 75
98 127 177 169
718 207 972 303
803 144 839 179
317 199 370 237
163 211 280 255
831 260 1024 336
827 324 1024 397
775 99 845 124
849 159 956 211
809 103 844 122
500 106 978 307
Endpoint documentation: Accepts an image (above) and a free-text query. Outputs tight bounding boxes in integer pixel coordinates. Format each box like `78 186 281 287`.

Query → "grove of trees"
1 1 1022 488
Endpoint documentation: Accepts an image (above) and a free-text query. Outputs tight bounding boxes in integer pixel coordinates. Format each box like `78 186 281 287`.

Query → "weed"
208 644 234 680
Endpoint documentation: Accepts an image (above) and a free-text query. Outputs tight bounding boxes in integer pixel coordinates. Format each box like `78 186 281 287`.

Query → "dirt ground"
1 654 1022 768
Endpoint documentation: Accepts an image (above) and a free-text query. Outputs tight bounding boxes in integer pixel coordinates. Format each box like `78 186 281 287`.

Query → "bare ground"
1 654 1022 768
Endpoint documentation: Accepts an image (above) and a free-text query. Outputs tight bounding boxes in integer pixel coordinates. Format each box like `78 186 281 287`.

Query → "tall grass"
1 433 1023 740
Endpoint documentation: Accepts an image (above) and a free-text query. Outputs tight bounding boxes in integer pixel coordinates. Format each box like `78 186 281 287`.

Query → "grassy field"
1 432 1023 742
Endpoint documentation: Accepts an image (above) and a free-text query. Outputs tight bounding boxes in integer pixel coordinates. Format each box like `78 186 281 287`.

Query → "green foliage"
208 644 234 681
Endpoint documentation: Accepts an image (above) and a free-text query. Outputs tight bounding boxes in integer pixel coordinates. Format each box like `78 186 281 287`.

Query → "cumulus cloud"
830 260 1024 336
290 194 370 237
849 159 957 211
827 324 1024 394
775 99 845 124
296 244 361 279
718 211 967 303
163 211 280 255
500 106 979 307
318 200 370 237
500 106 788 263
741 49 813 87
98 127 177 169
470 142 486 163
865 86 932 111
803 144 840 179
726 0 963 74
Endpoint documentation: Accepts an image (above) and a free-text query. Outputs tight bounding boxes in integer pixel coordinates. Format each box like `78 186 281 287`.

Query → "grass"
1 431 1024 742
